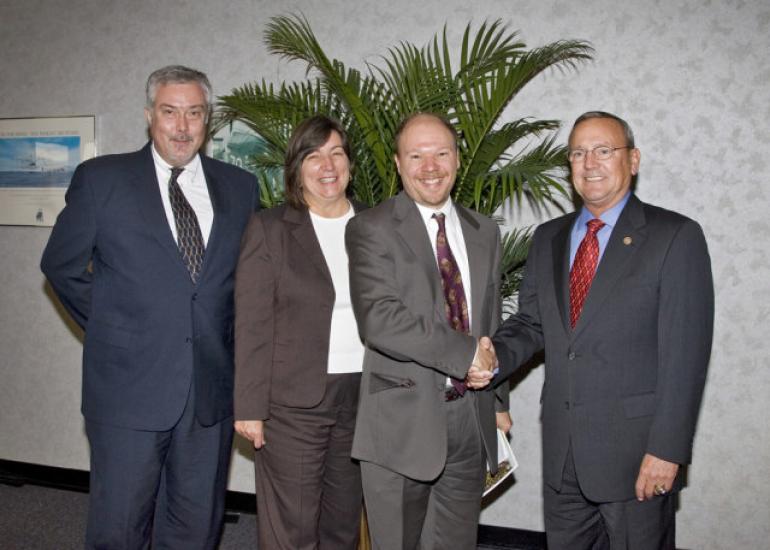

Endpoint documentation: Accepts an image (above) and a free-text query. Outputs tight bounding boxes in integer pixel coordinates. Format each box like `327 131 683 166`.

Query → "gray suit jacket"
346 192 503 481
493 194 714 502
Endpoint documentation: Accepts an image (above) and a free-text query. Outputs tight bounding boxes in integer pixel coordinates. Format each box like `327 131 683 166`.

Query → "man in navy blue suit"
41 65 259 549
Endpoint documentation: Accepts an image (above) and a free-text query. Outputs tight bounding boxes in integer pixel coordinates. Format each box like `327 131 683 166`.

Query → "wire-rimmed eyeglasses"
568 146 630 163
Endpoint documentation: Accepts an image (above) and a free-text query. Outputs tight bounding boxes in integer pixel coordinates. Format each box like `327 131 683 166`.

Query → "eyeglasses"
567 146 630 163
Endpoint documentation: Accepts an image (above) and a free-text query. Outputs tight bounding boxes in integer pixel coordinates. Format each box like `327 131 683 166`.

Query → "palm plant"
214 13 593 301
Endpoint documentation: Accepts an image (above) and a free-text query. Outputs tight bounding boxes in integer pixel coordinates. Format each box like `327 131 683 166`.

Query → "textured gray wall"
1 1 768 548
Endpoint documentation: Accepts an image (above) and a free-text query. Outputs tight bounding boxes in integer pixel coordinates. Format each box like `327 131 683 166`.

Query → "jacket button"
185 337 192 343
565 401 570 410
192 293 198 301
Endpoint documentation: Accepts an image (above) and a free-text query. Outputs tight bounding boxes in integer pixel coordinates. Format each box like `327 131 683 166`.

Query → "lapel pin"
623 236 632 245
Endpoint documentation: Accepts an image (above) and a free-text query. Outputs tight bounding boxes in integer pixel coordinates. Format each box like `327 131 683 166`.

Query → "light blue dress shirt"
569 192 631 268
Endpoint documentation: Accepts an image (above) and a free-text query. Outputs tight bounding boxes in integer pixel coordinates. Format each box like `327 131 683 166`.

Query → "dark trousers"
361 392 486 550
84 387 233 550
544 445 676 550
254 372 362 550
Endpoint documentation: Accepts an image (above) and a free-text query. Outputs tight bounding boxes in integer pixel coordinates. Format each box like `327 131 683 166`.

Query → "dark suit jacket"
233 201 365 420
346 192 503 481
41 142 259 430
493 194 714 502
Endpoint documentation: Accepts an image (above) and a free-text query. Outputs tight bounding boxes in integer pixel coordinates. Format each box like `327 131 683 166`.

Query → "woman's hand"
235 420 266 449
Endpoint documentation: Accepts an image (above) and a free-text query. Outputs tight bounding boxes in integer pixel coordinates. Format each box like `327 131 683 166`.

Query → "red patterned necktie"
434 213 469 395
168 167 205 283
569 218 605 328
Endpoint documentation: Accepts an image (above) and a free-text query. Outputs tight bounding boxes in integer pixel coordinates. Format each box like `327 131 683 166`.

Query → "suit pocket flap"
622 392 656 418
368 372 415 394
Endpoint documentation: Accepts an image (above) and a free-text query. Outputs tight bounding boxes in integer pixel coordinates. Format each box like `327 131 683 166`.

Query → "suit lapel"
456 205 486 337
285 206 334 286
551 214 576 336
392 193 445 316
571 195 648 339
197 157 226 282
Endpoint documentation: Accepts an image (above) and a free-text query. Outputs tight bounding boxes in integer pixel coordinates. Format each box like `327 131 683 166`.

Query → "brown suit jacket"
233 201 365 420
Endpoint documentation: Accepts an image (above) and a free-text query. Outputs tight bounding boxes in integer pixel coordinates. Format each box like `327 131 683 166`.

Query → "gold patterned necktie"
168 167 205 283
569 218 605 328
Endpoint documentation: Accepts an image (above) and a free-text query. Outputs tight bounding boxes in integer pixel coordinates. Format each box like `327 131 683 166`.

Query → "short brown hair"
284 115 352 209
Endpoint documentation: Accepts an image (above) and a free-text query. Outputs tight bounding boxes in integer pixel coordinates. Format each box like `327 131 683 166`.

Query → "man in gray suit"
492 111 714 549
346 113 506 550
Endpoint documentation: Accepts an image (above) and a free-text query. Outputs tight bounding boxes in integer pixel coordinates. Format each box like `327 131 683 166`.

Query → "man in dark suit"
40 65 259 549
346 113 507 550
492 111 714 549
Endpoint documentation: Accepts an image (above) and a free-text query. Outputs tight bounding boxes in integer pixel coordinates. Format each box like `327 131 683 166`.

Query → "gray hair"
569 111 635 148
145 65 213 113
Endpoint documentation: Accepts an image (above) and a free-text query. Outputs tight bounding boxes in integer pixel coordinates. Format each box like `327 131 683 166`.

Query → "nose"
583 150 599 169
319 154 334 171
422 155 439 171
176 113 189 133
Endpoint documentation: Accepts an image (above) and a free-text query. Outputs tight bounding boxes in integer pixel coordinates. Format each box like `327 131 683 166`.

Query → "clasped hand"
465 336 497 390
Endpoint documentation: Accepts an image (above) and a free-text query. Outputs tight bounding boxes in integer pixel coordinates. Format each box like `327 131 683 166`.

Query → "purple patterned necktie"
569 218 605 328
434 213 469 396
168 167 205 283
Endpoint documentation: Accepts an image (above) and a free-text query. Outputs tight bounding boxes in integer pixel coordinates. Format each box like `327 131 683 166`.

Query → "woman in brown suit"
234 115 365 550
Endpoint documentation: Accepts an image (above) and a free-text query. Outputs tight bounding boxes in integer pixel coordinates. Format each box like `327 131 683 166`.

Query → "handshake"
465 336 497 390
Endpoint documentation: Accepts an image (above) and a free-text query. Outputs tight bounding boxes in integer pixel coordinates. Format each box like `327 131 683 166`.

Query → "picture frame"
0 116 96 226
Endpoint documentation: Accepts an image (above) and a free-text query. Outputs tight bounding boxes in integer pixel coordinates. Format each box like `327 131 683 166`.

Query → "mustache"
172 134 194 142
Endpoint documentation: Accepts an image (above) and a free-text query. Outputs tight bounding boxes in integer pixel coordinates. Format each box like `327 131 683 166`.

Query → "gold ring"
653 484 667 496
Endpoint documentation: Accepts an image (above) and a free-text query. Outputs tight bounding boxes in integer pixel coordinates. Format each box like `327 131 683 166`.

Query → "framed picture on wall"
0 116 95 226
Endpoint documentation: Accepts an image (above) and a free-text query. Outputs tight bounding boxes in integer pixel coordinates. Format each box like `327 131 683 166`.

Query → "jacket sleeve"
492 226 546 382
40 163 96 329
233 213 275 420
646 219 714 464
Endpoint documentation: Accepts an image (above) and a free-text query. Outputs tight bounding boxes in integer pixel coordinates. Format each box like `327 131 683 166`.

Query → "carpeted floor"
0 482 545 549
0 483 258 550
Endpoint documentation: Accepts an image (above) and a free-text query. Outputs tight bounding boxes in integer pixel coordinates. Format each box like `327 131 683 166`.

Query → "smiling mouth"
419 176 445 185
319 176 338 184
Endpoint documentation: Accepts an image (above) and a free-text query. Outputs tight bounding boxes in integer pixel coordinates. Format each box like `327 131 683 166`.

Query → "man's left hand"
496 411 512 433
634 453 679 501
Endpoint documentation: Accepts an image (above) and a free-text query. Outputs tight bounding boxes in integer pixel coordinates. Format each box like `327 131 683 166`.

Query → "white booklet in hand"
483 429 518 497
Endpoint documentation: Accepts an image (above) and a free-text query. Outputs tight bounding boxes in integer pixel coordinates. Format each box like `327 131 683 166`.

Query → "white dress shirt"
151 144 213 245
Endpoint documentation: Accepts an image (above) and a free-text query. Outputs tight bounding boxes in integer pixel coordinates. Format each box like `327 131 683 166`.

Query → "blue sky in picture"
0 136 80 187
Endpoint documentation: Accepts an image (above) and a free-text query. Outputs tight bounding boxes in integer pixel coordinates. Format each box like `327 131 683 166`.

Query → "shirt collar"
576 191 631 229
150 143 201 181
414 198 455 226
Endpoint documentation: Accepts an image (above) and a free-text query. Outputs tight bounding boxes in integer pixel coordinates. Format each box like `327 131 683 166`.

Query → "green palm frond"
214 14 593 298
500 226 533 313
265 13 393 191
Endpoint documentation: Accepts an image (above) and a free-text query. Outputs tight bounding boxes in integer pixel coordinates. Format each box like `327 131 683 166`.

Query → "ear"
144 107 152 126
394 154 402 176
630 148 641 175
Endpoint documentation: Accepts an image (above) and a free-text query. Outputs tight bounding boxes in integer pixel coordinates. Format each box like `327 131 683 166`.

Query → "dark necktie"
434 213 469 396
168 167 205 283
569 218 605 328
